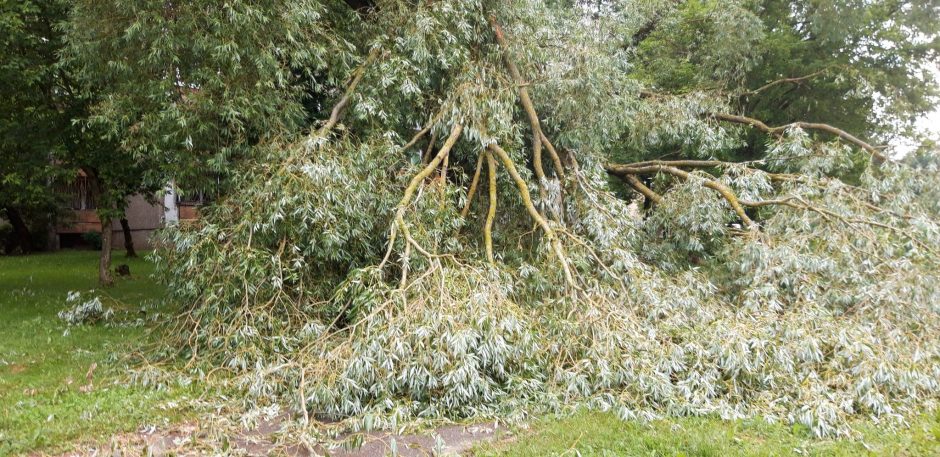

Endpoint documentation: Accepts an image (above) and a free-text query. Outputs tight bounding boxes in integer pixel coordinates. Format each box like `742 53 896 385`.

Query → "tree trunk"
99 216 113 286
3 207 33 254
120 217 137 257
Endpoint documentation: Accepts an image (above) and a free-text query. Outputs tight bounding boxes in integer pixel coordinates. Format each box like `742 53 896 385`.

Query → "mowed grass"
478 410 940 456
0 250 195 455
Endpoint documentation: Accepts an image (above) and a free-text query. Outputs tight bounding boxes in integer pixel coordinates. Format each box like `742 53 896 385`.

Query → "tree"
1 0 158 283
70 157 158 285
0 0 72 253
69 0 940 438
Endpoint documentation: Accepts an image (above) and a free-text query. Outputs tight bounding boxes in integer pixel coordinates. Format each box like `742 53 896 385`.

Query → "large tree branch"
622 174 662 204
606 163 755 228
490 16 567 188
708 113 888 163
489 143 575 288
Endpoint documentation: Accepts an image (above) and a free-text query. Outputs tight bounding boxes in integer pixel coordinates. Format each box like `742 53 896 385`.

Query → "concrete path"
48 419 505 456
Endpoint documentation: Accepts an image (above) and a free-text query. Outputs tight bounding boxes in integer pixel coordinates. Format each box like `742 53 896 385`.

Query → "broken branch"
489 143 576 288
484 151 497 263
316 48 380 138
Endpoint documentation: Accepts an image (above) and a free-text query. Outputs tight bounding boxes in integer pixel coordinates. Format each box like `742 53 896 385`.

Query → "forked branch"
380 123 464 269
490 16 567 188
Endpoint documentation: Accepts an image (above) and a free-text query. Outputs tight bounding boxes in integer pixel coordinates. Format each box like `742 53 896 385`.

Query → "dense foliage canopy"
57 0 940 440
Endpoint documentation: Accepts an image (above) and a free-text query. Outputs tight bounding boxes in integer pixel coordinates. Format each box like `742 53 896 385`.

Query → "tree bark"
3 207 33 254
99 215 113 286
120 217 137 257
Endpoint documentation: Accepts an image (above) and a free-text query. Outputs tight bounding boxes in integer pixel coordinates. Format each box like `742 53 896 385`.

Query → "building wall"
111 195 165 249
56 194 166 249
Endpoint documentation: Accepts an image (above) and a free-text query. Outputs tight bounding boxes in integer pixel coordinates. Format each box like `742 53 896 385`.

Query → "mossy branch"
484 150 497 263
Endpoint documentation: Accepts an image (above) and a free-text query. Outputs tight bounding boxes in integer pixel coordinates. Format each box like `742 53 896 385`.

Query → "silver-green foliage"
146 0 940 439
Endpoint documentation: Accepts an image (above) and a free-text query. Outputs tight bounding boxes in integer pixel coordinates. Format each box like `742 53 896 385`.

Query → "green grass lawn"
0 250 195 456
477 411 940 456
3 251 939 456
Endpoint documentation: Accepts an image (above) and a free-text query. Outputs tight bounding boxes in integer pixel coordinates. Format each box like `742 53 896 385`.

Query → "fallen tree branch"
484 151 497 263
739 196 937 256
638 89 888 164
490 16 567 189
619 159 728 169
606 163 755 228
316 48 381 138
489 143 576 288
709 112 888 164
622 174 662 204
380 123 463 269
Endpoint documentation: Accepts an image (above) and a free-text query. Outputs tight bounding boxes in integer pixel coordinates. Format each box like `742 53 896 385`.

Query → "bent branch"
709 113 888 163
606 163 754 228
489 144 575 288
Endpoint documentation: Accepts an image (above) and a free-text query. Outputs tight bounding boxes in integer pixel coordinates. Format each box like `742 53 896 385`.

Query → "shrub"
82 231 103 250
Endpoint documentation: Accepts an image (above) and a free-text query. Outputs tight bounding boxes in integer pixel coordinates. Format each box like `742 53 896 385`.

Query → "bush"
82 231 103 250
0 220 11 253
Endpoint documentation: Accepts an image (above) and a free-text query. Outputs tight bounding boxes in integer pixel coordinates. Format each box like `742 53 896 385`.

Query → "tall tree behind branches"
0 0 72 253
1 0 159 284
63 0 366 193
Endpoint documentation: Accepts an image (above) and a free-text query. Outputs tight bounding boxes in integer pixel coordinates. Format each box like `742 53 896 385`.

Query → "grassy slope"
0 251 193 455
477 411 940 456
